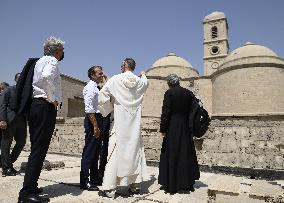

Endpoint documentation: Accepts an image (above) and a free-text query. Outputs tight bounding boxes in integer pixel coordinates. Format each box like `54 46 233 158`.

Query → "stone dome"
146 52 199 78
203 11 226 22
224 42 278 63
152 52 193 68
216 42 282 72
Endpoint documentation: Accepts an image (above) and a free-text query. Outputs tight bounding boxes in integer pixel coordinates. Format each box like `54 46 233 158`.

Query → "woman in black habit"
158 74 200 194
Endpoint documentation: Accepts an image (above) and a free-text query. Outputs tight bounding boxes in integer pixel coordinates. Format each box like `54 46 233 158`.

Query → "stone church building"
26 11 284 173
142 11 284 172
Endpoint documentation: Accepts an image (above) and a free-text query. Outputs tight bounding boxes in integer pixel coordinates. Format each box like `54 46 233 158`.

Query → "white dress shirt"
83 80 100 113
32 56 62 103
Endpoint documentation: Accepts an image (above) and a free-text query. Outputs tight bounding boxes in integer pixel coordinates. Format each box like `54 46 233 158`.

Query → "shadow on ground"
99 175 158 199
194 180 208 189
141 175 157 194
42 182 83 198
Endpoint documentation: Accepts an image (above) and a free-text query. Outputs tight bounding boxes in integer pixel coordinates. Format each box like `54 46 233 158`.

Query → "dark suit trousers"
0 131 2 166
1 116 27 170
98 115 110 177
81 114 103 183
19 98 56 196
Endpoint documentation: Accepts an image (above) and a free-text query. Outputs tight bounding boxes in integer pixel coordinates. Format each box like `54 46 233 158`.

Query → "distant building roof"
60 74 87 85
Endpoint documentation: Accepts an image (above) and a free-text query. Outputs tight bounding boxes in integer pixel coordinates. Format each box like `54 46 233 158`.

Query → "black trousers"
81 114 103 184
98 115 110 178
19 98 56 196
1 116 27 170
0 131 2 167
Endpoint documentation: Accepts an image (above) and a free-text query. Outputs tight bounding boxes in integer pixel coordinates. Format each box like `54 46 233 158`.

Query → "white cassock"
98 71 149 190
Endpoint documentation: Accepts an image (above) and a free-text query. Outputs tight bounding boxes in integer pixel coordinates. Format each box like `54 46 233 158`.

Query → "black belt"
33 97 48 102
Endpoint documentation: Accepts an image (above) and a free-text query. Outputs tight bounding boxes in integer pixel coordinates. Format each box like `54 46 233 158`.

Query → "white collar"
89 80 98 87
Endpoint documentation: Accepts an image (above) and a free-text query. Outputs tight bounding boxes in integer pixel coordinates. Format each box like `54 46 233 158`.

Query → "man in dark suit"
0 82 10 168
0 73 27 176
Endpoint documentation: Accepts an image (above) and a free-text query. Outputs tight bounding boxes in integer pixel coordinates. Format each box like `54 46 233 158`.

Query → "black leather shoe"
10 167 18 174
2 168 17 177
32 187 44 194
92 179 102 186
189 185 195 192
18 194 50 203
80 181 99 191
128 187 141 195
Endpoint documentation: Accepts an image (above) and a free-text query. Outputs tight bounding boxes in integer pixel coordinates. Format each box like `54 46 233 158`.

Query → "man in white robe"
98 58 149 198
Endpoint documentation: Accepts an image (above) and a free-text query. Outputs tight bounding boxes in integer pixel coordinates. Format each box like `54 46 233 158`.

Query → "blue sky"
1 0 284 85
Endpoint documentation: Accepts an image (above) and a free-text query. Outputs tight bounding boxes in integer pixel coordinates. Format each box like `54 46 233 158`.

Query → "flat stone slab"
20 160 65 171
207 175 284 203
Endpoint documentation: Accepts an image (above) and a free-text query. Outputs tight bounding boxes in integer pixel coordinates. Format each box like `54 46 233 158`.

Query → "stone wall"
141 117 162 160
58 74 86 118
24 115 284 171
197 116 284 170
141 115 284 170
142 78 168 117
189 77 212 115
24 117 163 158
24 118 85 156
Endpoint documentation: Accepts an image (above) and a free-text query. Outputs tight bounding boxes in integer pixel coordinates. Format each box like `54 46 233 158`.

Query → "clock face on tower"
211 62 219 69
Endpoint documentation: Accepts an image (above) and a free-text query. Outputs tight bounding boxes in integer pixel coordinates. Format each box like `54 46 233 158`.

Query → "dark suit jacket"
0 86 17 123
10 58 39 117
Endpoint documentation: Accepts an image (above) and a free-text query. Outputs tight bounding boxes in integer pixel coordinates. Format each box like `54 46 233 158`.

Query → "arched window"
211 26 218 39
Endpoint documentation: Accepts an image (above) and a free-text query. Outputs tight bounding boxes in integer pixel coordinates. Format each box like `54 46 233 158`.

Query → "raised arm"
137 71 149 94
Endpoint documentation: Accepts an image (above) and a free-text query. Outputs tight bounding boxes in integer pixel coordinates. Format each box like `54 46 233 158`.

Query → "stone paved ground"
0 151 283 203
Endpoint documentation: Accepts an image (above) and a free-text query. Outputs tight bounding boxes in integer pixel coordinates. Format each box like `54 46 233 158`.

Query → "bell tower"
203 11 229 76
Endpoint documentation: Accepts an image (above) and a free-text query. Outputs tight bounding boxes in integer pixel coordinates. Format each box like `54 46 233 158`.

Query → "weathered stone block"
219 139 239 153
202 138 221 151
143 136 163 150
145 148 160 161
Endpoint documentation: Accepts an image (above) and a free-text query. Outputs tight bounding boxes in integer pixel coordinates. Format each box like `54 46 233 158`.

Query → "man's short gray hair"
43 36 65 56
167 74 180 86
0 82 9 88
0 82 10 93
